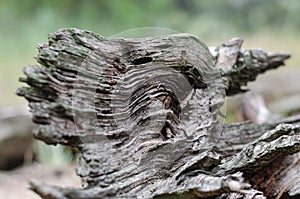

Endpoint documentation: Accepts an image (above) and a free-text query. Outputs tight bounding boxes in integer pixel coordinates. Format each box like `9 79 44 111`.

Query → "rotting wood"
17 28 299 199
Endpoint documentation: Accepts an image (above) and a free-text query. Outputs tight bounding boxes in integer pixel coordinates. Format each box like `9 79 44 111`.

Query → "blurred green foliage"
34 140 73 168
0 0 300 106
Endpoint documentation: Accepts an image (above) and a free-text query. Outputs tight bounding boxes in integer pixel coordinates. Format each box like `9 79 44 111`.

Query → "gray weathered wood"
0 105 33 170
17 28 299 199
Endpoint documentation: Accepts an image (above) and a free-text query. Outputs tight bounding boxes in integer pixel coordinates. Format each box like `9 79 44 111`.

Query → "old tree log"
17 28 300 199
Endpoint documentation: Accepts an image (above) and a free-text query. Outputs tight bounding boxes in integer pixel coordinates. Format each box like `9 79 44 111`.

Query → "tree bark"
17 28 299 199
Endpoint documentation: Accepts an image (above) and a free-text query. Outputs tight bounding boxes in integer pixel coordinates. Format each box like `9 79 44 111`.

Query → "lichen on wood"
17 28 299 199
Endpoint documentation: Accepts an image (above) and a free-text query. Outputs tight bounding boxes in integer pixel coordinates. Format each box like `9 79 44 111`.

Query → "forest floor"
0 163 81 199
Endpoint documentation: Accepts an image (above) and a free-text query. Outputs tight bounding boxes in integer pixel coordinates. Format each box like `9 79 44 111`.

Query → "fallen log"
0 105 33 170
17 28 299 199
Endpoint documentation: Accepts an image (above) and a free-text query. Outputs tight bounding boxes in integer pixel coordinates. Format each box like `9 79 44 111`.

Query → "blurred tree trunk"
0 105 33 170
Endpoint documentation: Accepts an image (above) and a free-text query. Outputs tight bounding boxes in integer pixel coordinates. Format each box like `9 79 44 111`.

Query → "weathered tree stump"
17 28 299 199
